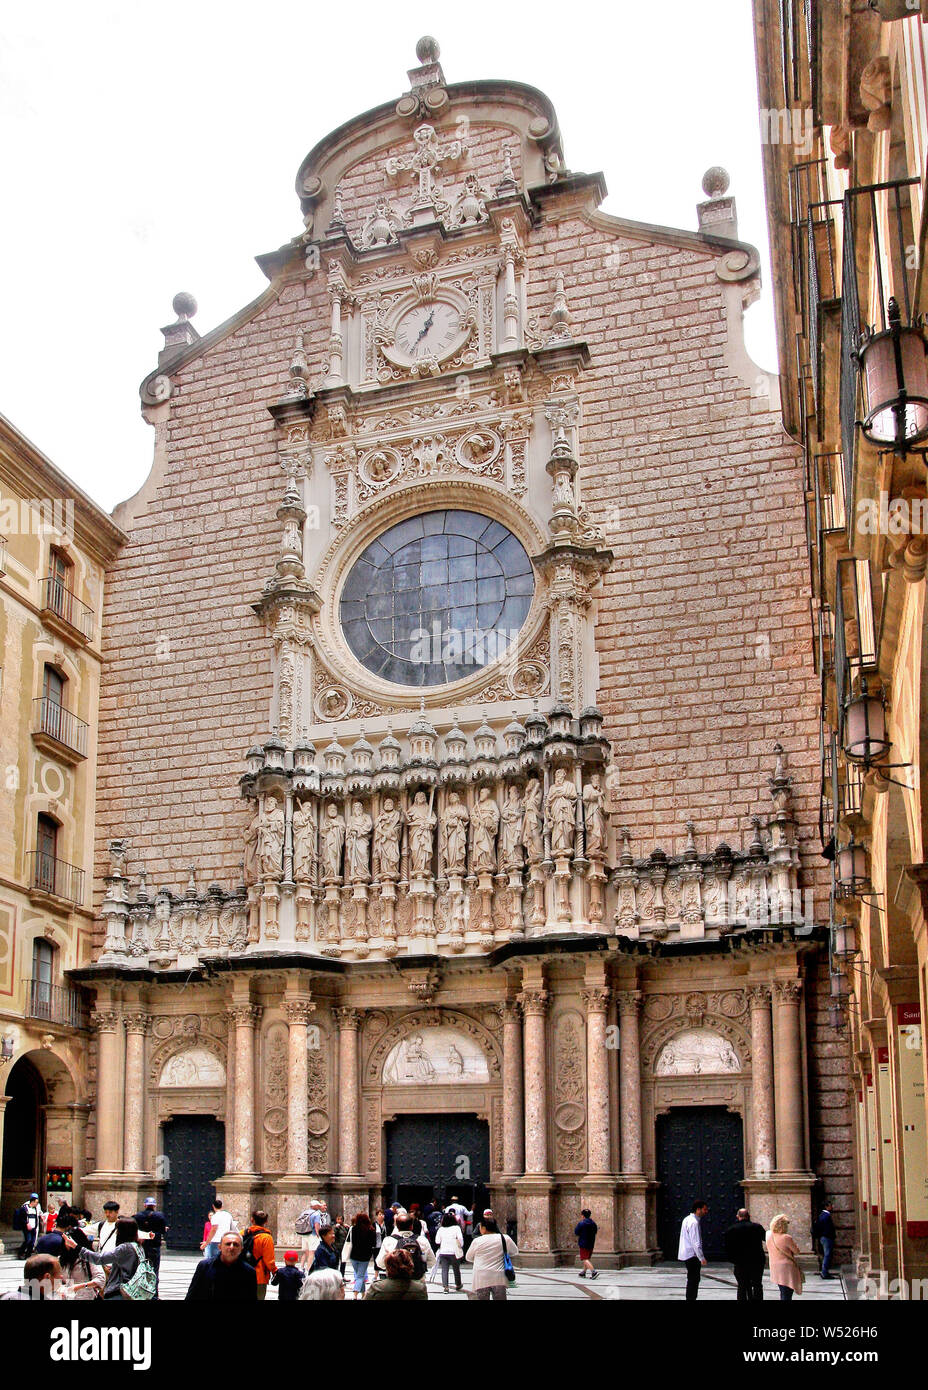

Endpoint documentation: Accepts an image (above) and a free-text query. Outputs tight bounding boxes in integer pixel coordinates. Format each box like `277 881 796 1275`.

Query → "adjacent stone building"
71 39 850 1263
0 413 124 1233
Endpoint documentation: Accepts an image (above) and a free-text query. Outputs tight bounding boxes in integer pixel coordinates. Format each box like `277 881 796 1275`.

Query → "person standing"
69 1219 147 1300
309 1223 341 1276
465 1217 518 1301
574 1208 599 1279
373 1208 386 1267
765 1214 804 1302
201 1198 234 1260
376 1214 434 1279
812 1202 837 1280
14 1194 45 1259
186 1230 258 1301
94 1201 120 1255
134 1197 167 1296
436 1210 464 1293
332 1213 349 1274
724 1208 766 1301
344 1212 377 1298
243 1209 277 1300
678 1200 708 1301
363 1248 427 1301
271 1251 305 1302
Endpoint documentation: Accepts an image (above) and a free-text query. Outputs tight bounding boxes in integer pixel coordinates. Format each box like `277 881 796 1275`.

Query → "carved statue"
258 796 285 880
243 805 261 885
583 774 607 858
322 802 346 880
471 786 500 873
522 778 544 862
500 785 524 868
546 767 578 857
406 791 436 876
292 801 315 883
345 800 373 880
440 791 469 874
374 798 401 878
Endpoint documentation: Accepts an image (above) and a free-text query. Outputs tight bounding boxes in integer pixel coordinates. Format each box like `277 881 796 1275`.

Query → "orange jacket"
246 1226 277 1284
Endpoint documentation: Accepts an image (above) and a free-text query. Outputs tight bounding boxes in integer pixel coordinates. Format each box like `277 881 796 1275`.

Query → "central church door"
384 1112 490 1214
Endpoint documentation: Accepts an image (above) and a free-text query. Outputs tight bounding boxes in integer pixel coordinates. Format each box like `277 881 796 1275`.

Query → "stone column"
228 1002 262 1175
520 988 549 1173
582 986 612 1173
616 991 643 1173
334 1007 362 1175
68 1102 91 1208
123 1011 150 1176
748 985 776 1175
773 980 805 1172
501 1000 524 1176
285 997 316 1175
91 1008 123 1174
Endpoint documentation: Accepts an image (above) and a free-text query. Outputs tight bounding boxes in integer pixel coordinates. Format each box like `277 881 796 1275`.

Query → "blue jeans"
205 1242 219 1260
351 1258 369 1293
820 1237 834 1278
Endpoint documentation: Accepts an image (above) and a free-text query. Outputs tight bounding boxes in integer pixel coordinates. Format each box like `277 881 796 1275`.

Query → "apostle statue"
374 798 401 879
521 778 544 863
500 785 524 869
583 774 607 858
321 802 346 880
345 799 373 881
440 791 469 875
292 799 315 883
545 767 578 858
406 790 436 876
258 795 285 880
471 786 500 874
243 804 261 886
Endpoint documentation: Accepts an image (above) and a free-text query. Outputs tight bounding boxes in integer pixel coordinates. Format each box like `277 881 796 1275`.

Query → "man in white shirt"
376 1213 434 1277
95 1202 120 1254
202 1199 236 1259
678 1200 708 1300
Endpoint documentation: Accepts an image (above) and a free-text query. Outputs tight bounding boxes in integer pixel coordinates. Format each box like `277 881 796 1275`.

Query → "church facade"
71 39 850 1263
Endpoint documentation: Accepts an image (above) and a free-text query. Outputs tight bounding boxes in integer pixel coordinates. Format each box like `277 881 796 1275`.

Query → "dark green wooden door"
384 1113 490 1214
162 1117 225 1250
656 1106 744 1259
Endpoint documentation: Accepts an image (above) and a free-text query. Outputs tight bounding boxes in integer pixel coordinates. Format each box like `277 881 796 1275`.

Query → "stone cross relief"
384 123 468 223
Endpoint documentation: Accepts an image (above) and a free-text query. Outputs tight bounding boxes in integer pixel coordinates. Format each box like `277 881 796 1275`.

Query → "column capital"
123 1011 152 1035
334 1006 363 1030
615 989 642 1018
90 1009 121 1034
580 986 611 1015
285 999 317 1025
501 999 523 1024
226 1004 263 1028
747 984 772 1008
517 988 549 1017
773 979 802 1004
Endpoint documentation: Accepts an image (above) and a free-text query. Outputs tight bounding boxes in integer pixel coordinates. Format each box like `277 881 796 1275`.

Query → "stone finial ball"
172 291 198 320
416 35 440 64
701 167 730 199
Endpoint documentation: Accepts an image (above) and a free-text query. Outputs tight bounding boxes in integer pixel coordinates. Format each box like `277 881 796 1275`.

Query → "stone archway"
1 1048 77 1221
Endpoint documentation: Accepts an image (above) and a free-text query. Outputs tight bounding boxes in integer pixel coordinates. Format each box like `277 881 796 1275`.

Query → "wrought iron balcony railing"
32 697 89 759
39 576 94 642
25 978 86 1029
26 851 84 907
806 200 840 416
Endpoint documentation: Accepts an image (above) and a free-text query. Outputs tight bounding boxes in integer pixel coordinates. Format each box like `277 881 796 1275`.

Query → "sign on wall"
897 1003 928 1238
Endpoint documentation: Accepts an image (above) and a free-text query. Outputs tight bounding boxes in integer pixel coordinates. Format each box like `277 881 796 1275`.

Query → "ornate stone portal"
81 39 834 1264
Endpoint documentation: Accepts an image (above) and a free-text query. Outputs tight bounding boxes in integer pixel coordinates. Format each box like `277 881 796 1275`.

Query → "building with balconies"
0 412 124 1235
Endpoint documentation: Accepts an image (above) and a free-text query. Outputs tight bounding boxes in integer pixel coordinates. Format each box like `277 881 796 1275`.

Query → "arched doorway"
383 1112 490 1216
2 1048 78 1223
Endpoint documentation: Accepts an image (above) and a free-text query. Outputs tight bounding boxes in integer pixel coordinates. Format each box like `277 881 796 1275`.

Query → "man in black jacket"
135 1197 168 1296
724 1208 767 1301
185 1231 257 1301
812 1202 837 1279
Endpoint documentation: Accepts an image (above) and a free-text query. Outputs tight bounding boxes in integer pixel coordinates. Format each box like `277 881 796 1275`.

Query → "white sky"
1 0 777 513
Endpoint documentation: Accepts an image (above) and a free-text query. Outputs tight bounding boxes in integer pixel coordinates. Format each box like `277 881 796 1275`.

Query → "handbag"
121 1244 157 1301
500 1233 515 1285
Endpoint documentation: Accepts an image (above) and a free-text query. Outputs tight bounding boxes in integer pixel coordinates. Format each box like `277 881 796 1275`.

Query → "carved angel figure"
440 791 469 874
545 767 578 857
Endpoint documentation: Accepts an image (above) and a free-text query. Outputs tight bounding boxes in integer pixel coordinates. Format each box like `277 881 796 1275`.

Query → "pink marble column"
335 1007 362 1175
91 1009 123 1172
616 991 643 1173
581 987 612 1174
123 1011 150 1174
773 979 805 1172
228 1003 262 1174
519 988 549 1173
748 985 776 1175
285 998 315 1174
502 1001 524 1175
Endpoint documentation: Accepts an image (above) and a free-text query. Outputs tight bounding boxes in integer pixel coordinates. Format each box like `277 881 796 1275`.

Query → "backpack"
12 1205 27 1233
121 1245 157 1301
295 1209 316 1236
241 1227 266 1270
392 1232 427 1280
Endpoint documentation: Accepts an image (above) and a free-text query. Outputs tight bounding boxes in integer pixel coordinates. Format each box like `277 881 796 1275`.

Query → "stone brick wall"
805 953 855 1258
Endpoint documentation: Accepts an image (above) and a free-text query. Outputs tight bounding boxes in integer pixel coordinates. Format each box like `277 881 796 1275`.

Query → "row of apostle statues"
243 768 608 888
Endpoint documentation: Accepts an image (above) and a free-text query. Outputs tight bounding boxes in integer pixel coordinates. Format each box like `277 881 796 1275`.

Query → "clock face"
393 299 462 363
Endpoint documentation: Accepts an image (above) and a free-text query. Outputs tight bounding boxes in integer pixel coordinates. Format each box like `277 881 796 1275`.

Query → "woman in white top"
465 1217 518 1301
436 1210 465 1293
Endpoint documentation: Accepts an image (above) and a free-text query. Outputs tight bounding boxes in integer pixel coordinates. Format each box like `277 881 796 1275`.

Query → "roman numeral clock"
382 277 476 377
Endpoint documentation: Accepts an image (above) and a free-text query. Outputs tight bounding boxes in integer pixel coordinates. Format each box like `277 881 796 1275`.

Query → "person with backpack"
363 1247 427 1301
465 1216 518 1301
65 1218 155 1301
375 1213 434 1280
295 1198 324 1269
242 1209 277 1299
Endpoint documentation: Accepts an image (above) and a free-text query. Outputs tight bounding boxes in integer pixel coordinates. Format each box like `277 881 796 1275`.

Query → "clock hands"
413 307 435 347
